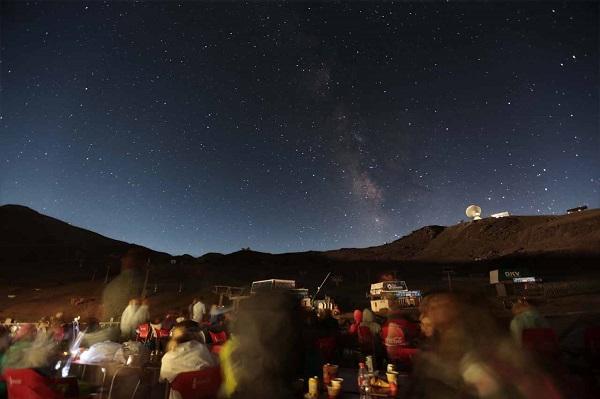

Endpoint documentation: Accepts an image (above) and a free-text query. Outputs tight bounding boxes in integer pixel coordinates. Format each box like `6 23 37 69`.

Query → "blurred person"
218 334 240 398
407 292 562 399
300 308 321 378
221 292 303 398
348 309 363 334
209 304 219 324
81 317 119 347
360 308 381 336
0 326 9 396
1 323 58 373
510 298 549 346
317 308 339 337
120 298 140 339
192 296 207 323
150 316 162 335
133 298 151 329
188 298 197 320
160 321 216 399
102 248 145 320
383 306 419 346
163 311 178 330
382 307 420 369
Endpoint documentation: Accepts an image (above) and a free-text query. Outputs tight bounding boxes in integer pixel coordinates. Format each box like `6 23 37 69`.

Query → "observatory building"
465 205 482 220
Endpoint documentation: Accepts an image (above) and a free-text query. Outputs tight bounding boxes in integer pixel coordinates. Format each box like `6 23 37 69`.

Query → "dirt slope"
325 210 600 263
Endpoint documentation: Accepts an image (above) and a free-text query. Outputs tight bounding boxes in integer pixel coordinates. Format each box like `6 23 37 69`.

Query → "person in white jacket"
191 297 207 323
120 298 140 339
132 298 151 330
160 321 217 399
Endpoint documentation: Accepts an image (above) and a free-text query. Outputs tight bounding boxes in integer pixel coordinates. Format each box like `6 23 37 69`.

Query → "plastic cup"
386 371 398 384
323 363 339 385
327 384 341 399
331 377 343 390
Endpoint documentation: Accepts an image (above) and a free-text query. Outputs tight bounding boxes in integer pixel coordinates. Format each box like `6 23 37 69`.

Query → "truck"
369 280 422 313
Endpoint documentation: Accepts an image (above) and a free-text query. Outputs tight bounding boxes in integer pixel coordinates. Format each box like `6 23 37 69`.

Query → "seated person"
160 321 216 399
381 307 419 347
510 298 549 346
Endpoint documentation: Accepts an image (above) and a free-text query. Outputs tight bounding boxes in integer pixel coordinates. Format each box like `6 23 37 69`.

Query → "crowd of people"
0 248 597 398
1 289 599 398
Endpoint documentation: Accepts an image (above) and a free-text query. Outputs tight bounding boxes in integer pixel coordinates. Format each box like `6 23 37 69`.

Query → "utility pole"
443 268 455 291
142 257 151 299
104 263 111 284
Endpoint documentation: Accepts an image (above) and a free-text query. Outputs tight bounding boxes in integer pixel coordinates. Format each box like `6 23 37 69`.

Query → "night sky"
1 2 598 256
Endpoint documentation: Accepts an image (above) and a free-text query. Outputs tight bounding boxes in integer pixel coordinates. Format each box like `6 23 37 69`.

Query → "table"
71 360 166 399
321 367 408 398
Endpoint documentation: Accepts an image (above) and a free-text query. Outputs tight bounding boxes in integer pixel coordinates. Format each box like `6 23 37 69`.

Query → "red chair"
136 323 151 341
316 336 337 362
522 328 559 356
170 367 222 399
358 326 375 355
3 368 78 399
209 331 227 345
158 327 171 338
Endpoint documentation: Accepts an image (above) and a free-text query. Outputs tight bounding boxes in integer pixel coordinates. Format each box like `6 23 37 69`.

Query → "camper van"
369 280 422 313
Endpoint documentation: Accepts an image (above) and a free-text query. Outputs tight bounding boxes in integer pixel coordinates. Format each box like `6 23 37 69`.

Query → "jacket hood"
362 308 375 323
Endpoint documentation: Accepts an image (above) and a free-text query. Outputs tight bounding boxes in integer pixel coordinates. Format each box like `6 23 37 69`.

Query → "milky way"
1 2 598 255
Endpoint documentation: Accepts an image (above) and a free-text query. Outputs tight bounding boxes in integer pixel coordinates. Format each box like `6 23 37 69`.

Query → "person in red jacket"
348 309 362 334
381 307 419 369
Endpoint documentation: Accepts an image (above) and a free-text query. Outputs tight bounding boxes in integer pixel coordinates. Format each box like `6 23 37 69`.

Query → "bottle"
357 362 369 395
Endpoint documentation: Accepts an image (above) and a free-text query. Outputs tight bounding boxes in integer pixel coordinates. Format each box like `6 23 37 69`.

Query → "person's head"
14 323 36 342
166 320 203 351
362 308 375 323
419 313 435 337
129 298 140 307
120 247 147 271
422 293 460 333
353 309 363 324
511 298 531 315
141 298 150 307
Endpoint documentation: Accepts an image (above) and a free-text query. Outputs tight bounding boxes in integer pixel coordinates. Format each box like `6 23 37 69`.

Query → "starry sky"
1 2 598 256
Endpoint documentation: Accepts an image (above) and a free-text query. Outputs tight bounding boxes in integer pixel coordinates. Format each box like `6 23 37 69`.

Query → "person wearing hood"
102 248 145 321
160 321 217 399
348 309 363 334
132 298 151 329
120 298 140 339
360 308 381 336
510 298 549 346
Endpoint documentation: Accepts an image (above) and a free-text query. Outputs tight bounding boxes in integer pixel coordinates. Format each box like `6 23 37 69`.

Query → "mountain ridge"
2 204 599 269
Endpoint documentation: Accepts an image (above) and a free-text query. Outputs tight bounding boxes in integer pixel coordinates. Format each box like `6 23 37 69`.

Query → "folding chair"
3 368 77 399
169 367 222 399
137 323 151 342
208 331 227 345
